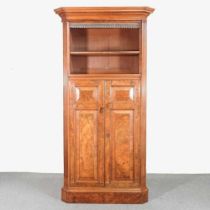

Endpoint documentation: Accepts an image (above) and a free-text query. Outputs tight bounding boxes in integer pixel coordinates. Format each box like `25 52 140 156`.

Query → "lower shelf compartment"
70 55 139 74
62 187 148 204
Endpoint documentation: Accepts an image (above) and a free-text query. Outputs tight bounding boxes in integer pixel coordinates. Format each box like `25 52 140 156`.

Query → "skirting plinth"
62 187 148 204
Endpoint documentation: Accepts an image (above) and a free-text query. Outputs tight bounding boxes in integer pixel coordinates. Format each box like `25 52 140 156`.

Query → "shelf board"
70 51 139 56
69 73 141 79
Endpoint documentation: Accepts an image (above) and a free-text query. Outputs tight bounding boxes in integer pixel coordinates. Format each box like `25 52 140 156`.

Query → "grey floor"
0 173 210 210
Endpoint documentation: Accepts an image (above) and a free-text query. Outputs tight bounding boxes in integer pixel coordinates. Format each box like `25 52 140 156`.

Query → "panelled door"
68 79 140 188
69 79 105 187
105 80 141 187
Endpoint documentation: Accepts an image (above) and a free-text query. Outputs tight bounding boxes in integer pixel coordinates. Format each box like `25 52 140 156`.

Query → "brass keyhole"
99 107 104 113
106 133 110 138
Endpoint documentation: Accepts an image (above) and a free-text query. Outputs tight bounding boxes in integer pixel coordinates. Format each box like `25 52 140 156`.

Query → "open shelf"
69 74 141 79
70 69 138 74
70 28 139 52
70 51 140 56
70 55 139 74
69 26 140 75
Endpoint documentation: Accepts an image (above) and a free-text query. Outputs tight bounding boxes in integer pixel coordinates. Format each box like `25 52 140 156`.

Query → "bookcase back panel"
70 28 139 52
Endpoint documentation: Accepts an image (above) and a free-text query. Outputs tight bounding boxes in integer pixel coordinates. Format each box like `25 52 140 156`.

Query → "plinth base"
62 187 148 204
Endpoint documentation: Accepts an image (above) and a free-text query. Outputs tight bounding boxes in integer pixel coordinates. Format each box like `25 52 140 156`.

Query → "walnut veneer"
55 7 154 204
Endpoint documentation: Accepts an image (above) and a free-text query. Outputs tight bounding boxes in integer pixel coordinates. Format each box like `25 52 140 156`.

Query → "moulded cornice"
54 7 155 21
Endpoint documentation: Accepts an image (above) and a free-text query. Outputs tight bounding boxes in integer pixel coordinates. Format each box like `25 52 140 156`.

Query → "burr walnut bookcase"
55 7 154 204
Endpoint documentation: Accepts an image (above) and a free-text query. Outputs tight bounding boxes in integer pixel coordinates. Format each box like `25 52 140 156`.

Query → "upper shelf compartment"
70 25 140 52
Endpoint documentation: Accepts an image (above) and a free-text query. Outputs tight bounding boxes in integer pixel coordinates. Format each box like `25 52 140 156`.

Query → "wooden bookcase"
55 7 154 204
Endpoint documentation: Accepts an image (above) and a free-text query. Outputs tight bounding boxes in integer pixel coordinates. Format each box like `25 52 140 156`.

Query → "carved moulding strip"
70 23 140 29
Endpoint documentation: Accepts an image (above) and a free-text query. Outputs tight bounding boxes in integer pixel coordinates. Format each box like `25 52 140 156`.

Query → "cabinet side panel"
140 20 147 188
63 21 70 188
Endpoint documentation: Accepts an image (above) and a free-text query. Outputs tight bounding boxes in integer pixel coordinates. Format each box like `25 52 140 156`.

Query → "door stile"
97 80 106 185
104 80 111 185
133 79 141 184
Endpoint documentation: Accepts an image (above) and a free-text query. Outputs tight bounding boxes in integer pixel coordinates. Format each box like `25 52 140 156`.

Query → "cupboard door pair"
69 79 140 187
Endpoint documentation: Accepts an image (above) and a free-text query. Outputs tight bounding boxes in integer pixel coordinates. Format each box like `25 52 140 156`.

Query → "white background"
0 0 210 173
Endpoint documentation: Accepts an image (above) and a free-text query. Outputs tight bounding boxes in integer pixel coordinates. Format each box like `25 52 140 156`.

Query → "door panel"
69 79 104 187
111 110 134 181
105 80 141 187
75 110 98 181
